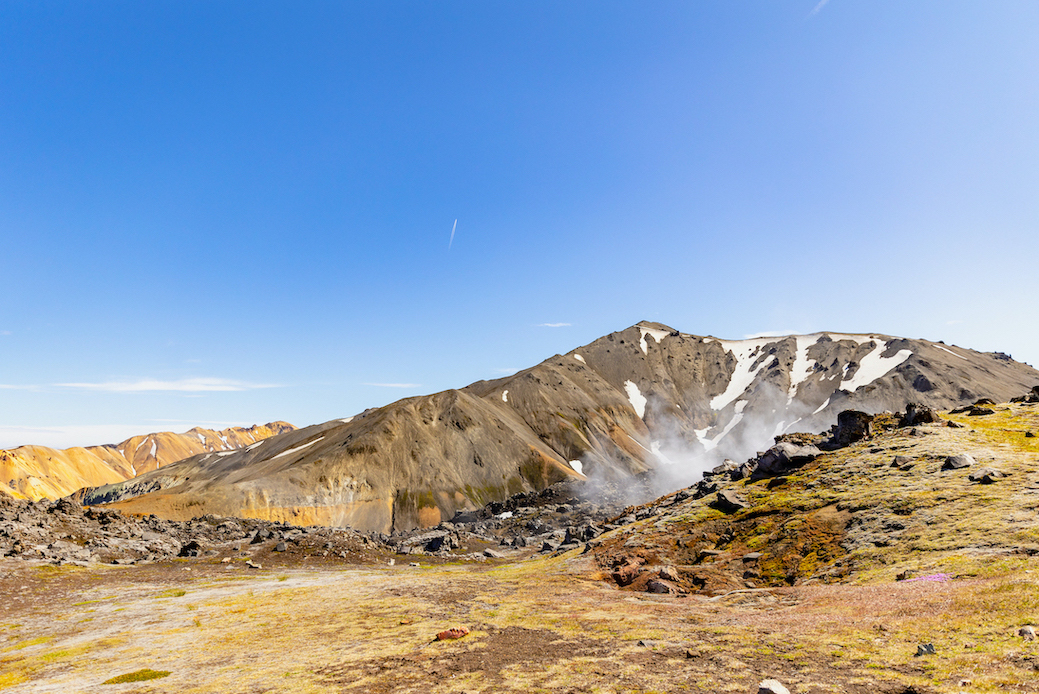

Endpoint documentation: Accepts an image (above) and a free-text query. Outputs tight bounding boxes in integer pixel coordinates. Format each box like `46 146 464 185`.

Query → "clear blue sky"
2 1 1037 448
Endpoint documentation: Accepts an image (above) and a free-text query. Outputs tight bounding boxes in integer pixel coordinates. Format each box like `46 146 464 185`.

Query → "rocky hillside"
81 322 1039 533
590 392 1039 595
0 422 295 501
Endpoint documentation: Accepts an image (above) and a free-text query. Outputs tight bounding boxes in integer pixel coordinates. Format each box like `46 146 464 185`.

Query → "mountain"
80 322 1039 532
0 422 296 501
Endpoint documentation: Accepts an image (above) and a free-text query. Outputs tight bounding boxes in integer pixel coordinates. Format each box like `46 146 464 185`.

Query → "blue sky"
2 1 1037 448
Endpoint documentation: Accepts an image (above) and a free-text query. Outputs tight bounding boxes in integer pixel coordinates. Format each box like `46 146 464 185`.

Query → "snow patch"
813 398 831 415
934 344 968 360
271 437 325 460
573 354 585 363
339 417 354 424
638 327 670 354
502 390 509 403
219 435 230 449
700 412 744 452
734 400 747 414
246 440 263 450
624 381 647 418
134 439 147 453
149 441 156 458
196 432 206 443
788 334 820 401
216 451 235 457
569 460 584 475
839 342 913 393
496 511 513 520
710 338 777 411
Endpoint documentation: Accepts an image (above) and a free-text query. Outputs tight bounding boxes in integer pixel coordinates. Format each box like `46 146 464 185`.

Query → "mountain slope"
1 422 296 500
83 322 1039 532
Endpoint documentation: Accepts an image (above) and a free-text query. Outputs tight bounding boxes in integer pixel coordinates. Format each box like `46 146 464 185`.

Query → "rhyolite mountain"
80 322 1039 532
1 422 295 501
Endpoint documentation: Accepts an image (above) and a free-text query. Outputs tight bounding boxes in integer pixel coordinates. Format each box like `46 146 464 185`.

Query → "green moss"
102 668 171 684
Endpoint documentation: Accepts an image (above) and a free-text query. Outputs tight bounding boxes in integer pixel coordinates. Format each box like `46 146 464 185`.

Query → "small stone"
646 579 677 594
685 647 700 659
758 679 791 694
1018 625 1036 640
942 454 975 471
483 548 503 558
1026 431 1035 438
968 468 1007 484
659 566 680 582
959 679 972 687
915 643 936 656
435 627 470 641
274 541 287 552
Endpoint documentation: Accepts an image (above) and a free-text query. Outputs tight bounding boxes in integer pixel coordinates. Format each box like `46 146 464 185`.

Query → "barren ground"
2 550 1037 693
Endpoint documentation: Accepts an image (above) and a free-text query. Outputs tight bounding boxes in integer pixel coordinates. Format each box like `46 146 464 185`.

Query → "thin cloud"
0 330 11 336
494 367 519 376
0 423 160 450
538 322 572 328
0 384 39 391
449 219 457 249
54 378 280 393
364 382 422 389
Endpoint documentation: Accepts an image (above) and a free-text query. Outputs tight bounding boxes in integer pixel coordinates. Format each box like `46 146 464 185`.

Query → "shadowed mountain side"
1 422 296 501
80 322 1039 532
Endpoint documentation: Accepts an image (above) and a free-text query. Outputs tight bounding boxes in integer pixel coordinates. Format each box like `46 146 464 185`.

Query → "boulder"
942 454 976 471
711 490 748 514
755 442 820 476
822 410 874 450
968 406 995 416
1018 625 1037 641
900 403 943 427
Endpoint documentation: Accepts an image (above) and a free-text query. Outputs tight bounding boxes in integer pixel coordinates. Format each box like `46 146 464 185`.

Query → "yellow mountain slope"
0 422 295 501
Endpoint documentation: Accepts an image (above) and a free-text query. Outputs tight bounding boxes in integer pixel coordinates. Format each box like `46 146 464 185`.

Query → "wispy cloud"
54 378 280 393
538 322 571 328
494 367 519 376
364 382 422 389
0 384 39 391
808 0 831 16
0 330 11 336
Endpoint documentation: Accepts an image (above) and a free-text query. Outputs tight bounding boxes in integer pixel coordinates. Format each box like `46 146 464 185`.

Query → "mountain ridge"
80 322 1039 532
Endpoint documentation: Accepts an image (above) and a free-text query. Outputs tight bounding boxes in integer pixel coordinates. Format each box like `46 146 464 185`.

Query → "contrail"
808 0 831 16
449 219 457 249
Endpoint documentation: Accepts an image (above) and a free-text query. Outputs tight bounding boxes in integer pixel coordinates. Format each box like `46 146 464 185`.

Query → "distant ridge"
0 422 296 500
80 323 1039 533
